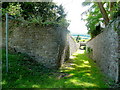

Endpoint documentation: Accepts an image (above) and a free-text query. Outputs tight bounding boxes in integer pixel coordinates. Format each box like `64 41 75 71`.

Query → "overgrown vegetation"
2 49 111 88
2 2 69 27
81 1 120 38
86 47 93 54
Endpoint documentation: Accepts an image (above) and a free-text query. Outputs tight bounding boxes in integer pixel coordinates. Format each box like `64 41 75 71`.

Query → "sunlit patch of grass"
60 50 109 88
2 80 7 85
32 85 40 88
69 79 98 87
2 49 109 88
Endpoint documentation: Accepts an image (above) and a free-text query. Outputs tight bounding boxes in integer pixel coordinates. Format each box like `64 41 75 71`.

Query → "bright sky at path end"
53 0 90 34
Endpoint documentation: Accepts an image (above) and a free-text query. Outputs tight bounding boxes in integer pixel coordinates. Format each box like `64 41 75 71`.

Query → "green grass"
2 49 109 88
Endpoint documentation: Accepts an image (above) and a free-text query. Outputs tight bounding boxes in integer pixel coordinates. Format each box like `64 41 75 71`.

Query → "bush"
2 2 69 28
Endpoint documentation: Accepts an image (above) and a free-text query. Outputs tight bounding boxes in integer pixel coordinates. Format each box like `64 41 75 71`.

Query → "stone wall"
86 17 120 83
2 22 79 69
68 35 80 55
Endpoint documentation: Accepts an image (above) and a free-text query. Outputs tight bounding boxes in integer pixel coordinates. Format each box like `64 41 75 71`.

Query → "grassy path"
59 50 109 88
2 49 109 88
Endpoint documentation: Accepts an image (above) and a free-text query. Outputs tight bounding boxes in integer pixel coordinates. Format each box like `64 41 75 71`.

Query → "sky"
53 0 90 34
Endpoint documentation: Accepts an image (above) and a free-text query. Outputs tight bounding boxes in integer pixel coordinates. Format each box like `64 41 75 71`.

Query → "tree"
2 2 69 27
81 1 120 38
97 2 109 25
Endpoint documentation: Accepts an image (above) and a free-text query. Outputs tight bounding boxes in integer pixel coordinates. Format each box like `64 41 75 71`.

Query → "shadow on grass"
59 50 109 88
2 49 109 88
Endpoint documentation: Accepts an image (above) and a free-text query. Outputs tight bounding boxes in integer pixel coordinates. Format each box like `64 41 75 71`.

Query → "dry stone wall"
86 17 120 83
2 23 79 69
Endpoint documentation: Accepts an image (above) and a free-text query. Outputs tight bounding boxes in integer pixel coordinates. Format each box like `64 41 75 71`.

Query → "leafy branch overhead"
2 2 69 27
81 1 120 38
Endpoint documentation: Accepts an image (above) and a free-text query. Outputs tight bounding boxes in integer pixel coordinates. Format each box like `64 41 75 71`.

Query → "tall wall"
2 22 79 69
86 17 120 83
68 35 80 56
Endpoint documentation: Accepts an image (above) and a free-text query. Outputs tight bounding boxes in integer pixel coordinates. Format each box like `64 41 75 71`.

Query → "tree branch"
97 2 109 26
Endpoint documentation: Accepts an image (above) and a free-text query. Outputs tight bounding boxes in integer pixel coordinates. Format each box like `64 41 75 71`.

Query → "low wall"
86 17 120 83
2 22 79 69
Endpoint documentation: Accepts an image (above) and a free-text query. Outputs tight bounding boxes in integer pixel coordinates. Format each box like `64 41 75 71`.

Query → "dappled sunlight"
2 80 7 85
84 61 89 64
79 65 91 68
64 51 92 71
64 77 99 88
64 66 75 70
69 56 76 59
32 85 40 88
73 50 85 55
60 49 108 88
85 73 91 76
2 49 108 88
70 79 80 85
82 82 98 87
70 79 98 87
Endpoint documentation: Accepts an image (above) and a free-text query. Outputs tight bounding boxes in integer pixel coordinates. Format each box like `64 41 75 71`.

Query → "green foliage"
2 49 109 88
81 2 120 38
112 2 120 19
2 2 22 18
2 2 69 27
86 47 93 54
8 3 22 16
56 17 70 27
88 24 103 38
86 6 102 31
81 2 104 38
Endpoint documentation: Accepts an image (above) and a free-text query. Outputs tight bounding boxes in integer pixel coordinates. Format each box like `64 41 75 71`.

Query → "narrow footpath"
58 49 109 88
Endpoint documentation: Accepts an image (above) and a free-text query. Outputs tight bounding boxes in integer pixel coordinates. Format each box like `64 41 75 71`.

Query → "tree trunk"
97 2 109 26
